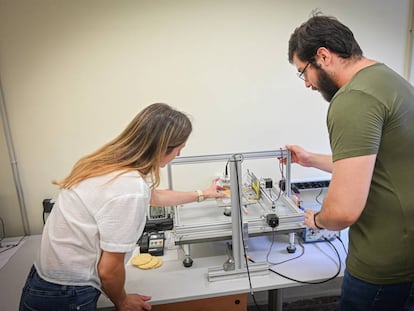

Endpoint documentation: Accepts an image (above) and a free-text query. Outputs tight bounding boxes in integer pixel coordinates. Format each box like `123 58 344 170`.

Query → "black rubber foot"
183 256 193 267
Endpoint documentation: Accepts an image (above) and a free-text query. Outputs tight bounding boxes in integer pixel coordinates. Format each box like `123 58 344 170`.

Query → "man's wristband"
313 211 324 230
196 189 205 202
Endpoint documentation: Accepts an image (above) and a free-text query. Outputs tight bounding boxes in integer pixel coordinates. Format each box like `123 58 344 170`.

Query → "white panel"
0 0 410 233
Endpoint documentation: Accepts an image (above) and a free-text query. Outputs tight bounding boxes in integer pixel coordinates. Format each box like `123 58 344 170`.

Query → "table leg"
268 288 283 311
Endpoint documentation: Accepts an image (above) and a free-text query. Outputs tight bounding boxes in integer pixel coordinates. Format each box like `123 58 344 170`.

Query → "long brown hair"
54 103 192 189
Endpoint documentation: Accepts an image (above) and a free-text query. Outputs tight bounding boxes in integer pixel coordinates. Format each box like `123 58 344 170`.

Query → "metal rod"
229 154 244 269
0 75 30 235
403 0 414 80
286 150 291 197
170 150 286 165
167 164 173 190
268 288 284 311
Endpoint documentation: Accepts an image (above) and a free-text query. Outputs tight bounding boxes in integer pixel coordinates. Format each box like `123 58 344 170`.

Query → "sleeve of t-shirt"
95 193 148 253
327 90 388 162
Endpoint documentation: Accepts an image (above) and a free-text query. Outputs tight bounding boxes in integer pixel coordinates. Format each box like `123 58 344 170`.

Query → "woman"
19 103 225 311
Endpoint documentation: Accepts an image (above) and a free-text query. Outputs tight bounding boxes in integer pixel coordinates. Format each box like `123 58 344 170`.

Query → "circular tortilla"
138 256 160 270
152 257 163 269
131 253 152 266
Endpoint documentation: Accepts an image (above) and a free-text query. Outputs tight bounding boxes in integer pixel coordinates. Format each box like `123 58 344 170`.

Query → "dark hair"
288 14 363 64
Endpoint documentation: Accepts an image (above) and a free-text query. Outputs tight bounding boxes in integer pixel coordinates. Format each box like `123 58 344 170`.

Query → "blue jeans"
340 269 414 311
19 265 101 311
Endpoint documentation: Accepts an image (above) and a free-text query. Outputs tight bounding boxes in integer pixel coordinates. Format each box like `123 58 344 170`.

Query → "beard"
316 67 340 102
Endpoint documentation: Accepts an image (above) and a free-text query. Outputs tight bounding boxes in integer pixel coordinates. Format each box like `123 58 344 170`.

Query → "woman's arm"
98 251 152 311
150 178 226 206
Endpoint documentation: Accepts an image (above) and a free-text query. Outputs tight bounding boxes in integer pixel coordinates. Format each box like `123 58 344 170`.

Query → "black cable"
272 149 287 203
271 185 283 203
234 156 263 311
266 230 305 265
235 151 339 307
279 148 286 181
273 237 341 284
335 234 348 256
250 236 342 285
315 188 324 205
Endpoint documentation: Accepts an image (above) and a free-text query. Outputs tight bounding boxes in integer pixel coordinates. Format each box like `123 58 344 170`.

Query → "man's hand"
303 208 319 230
285 145 313 167
281 145 333 173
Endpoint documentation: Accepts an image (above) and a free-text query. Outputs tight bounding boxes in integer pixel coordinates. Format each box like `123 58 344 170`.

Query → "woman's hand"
117 294 152 311
202 178 228 200
98 251 152 311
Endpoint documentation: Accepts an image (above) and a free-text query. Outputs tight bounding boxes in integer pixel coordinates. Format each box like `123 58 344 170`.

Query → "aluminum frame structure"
167 150 304 281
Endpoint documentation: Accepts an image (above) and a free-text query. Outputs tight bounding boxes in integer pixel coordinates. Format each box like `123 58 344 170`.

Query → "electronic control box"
138 231 165 256
302 227 340 243
290 179 340 243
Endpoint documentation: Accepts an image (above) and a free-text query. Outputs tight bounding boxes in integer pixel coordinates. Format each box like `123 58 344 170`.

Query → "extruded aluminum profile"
208 262 269 282
167 150 303 282
173 190 304 245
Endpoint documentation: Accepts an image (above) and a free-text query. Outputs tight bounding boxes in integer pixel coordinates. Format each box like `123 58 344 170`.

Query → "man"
287 14 414 310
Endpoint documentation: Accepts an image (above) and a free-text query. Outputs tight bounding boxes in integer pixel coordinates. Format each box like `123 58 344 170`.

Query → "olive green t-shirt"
327 63 414 284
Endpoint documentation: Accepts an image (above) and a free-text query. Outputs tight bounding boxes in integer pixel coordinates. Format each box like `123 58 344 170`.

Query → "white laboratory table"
0 232 348 311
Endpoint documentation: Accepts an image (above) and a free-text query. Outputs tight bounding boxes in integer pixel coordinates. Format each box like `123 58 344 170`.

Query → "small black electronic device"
266 213 279 228
148 232 165 256
149 206 168 219
142 206 173 232
138 231 165 256
138 232 150 253
143 217 173 232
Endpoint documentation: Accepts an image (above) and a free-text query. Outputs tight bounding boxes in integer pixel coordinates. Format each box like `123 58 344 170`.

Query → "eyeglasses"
297 62 311 81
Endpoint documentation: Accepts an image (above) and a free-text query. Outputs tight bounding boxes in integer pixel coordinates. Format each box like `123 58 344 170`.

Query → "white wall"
0 0 410 236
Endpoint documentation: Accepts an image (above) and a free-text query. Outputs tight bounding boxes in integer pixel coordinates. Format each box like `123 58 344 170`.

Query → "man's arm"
286 145 333 173
98 251 152 311
305 154 376 230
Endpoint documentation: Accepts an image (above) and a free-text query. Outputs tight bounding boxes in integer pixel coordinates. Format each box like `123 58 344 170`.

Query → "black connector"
291 184 300 194
279 179 286 191
42 199 55 213
262 178 273 189
266 213 279 228
278 179 301 194
291 180 330 190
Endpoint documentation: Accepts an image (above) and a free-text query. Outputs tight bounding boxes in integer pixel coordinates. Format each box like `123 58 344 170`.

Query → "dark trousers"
19 265 101 311
340 269 414 311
